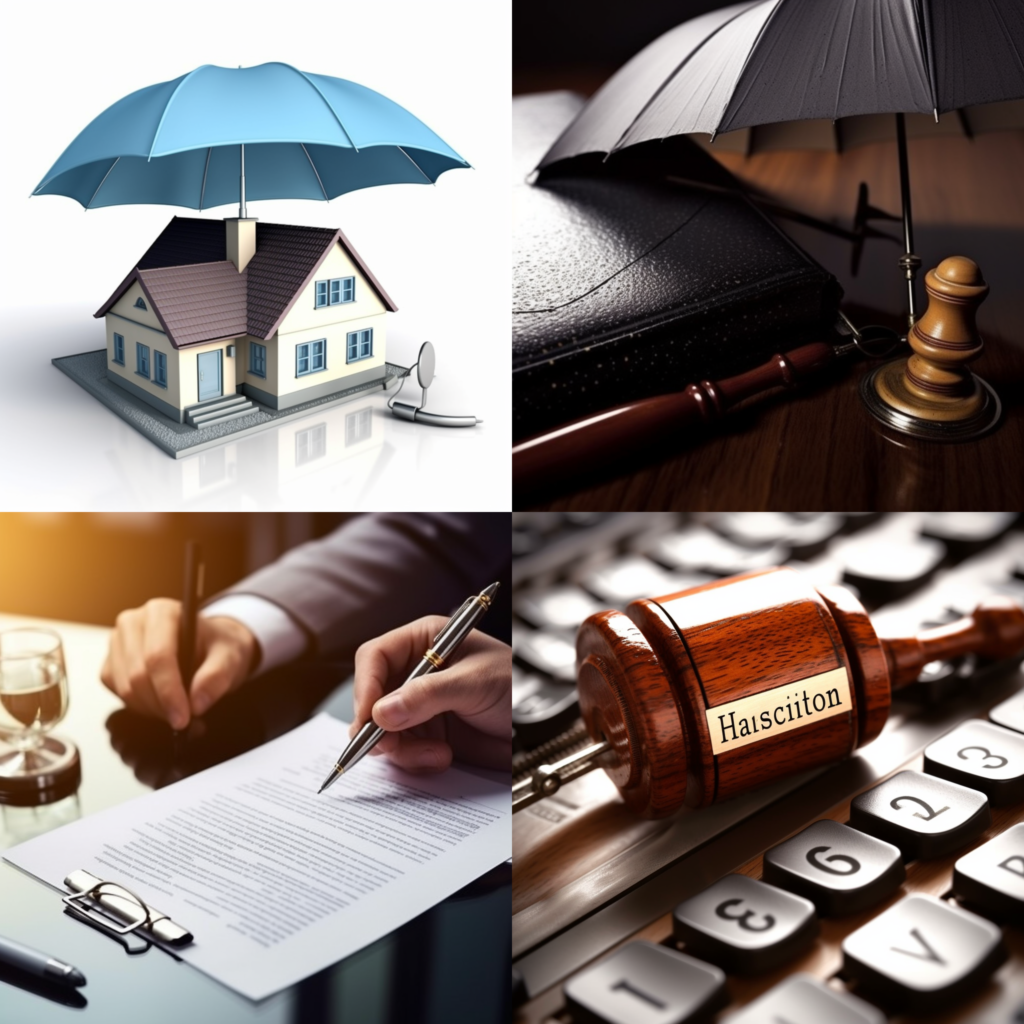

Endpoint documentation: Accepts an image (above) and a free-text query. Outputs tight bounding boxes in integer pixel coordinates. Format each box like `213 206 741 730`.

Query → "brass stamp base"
861 360 1001 442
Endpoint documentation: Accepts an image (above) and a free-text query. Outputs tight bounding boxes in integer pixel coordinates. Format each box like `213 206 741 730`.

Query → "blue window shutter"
342 277 354 302
315 281 328 308
154 351 167 386
113 333 124 364
136 342 149 377
250 341 266 377
297 343 309 375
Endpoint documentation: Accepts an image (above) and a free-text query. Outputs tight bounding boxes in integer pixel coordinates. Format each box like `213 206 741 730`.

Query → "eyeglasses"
63 879 168 955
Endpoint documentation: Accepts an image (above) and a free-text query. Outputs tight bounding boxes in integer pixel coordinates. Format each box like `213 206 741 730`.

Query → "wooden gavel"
512 568 1024 818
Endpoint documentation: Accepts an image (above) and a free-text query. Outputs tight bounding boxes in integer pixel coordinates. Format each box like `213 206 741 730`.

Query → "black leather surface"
513 92 842 442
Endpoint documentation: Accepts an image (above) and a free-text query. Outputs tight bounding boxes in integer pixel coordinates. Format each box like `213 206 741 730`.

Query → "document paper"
4 713 510 1000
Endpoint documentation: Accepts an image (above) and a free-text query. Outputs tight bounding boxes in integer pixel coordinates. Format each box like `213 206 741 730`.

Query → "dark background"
514 0 725 91
0 513 511 642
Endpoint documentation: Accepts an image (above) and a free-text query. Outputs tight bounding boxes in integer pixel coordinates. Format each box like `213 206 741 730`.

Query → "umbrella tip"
933 107 939 123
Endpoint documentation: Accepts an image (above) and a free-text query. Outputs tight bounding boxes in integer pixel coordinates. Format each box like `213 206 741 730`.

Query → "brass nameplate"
705 667 852 755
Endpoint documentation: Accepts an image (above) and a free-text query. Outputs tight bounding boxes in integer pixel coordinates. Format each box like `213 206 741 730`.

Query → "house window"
315 277 355 307
136 342 150 378
153 350 167 388
346 328 373 363
250 341 267 378
134 296 148 311
113 333 125 365
296 339 326 376
345 407 372 446
295 422 327 465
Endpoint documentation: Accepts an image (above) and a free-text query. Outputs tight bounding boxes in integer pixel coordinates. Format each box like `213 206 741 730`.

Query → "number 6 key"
672 874 818 974
924 719 1024 805
849 770 990 860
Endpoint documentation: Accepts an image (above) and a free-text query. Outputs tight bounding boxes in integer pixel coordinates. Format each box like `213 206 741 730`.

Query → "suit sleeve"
213 513 509 661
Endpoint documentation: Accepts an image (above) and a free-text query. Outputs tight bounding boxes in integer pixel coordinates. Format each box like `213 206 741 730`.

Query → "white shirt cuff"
201 594 308 677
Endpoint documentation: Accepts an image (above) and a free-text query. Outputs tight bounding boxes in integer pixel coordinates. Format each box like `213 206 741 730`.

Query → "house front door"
197 351 222 402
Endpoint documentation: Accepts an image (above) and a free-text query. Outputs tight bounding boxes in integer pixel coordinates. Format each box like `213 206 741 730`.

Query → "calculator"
512 512 1024 1023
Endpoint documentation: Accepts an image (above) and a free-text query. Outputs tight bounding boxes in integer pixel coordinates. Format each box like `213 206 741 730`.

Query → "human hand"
100 598 259 729
351 616 511 773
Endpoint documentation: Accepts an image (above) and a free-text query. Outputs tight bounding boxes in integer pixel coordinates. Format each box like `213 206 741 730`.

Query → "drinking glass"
0 628 70 777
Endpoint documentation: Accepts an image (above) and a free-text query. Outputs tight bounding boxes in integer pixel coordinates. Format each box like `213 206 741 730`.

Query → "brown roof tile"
139 262 248 348
95 216 397 347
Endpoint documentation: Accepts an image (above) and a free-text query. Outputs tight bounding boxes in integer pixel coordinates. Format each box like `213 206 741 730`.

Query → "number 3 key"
672 874 818 974
924 719 1024 805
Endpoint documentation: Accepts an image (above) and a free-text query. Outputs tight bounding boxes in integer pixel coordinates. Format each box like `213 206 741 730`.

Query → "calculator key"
920 512 1017 560
580 556 709 607
924 719 1024 805
848 770 990 860
512 680 580 748
953 822 1024 925
841 536 946 603
989 690 1024 735
651 526 787 577
841 893 1005 1012
762 819 904 917
728 973 884 1024
514 585 603 631
672 874 817 974
515 630 577 683
563 940 727 1024
715 513 845 560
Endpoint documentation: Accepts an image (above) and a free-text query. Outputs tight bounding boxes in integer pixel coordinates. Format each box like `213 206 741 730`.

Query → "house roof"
95 217 397 348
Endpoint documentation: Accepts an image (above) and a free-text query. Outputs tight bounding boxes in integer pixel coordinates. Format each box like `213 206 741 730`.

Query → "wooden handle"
513 341 837 495
883 597 1024 689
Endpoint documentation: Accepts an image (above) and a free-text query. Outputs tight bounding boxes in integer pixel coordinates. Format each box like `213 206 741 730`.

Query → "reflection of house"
95 217 397 427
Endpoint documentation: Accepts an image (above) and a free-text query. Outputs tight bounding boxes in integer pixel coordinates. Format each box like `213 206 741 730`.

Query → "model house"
95 217 397 427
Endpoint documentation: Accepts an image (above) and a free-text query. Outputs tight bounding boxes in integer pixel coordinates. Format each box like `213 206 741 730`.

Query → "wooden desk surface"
515 75 1024 511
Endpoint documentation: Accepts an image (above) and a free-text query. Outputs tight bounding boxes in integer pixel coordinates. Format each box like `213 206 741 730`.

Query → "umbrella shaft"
895 114 920 331
239 144 247 219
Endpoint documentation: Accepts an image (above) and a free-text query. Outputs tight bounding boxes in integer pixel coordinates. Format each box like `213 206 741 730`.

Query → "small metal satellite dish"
416 341 436 390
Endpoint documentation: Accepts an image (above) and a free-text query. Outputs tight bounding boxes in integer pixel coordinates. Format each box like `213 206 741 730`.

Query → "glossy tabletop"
0 614 509 1024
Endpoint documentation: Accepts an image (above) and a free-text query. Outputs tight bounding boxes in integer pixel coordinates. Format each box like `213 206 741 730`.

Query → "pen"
0 934 86 988
318 581 500 793
178 541 204 697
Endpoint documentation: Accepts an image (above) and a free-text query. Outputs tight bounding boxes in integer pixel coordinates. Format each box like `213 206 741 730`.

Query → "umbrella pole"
239 143 247 219
895 113 920 334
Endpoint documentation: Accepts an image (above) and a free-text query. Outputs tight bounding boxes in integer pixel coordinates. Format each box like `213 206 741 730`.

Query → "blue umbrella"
33 62 470 213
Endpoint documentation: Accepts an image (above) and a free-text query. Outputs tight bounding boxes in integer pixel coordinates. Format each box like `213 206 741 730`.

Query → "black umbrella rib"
914 0 940 118
300 144 330 200
714 0 792 137
610 0 766 154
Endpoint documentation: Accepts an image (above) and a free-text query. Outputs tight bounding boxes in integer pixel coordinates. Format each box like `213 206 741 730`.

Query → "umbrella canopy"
540 0 1024 168
33 62 469 210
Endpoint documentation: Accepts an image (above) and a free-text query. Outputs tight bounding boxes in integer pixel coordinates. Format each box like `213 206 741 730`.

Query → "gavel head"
576 568 892 818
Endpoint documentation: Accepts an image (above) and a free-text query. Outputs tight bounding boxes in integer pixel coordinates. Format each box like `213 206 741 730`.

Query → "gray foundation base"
53 350 406 459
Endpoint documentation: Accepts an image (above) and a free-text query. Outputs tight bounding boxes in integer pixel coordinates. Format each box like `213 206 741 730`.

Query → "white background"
0 0 510 510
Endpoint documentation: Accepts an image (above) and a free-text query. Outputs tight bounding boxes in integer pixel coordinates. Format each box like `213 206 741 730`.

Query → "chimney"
225 218 257 272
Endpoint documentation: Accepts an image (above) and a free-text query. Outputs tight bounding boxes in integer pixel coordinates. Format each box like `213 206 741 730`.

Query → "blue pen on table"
0 934 86 987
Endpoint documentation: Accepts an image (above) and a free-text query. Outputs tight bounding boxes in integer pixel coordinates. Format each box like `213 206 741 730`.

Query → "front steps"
185 392 255 428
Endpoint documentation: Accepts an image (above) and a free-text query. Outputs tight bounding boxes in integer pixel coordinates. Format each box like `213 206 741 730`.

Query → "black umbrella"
539 0 1024 332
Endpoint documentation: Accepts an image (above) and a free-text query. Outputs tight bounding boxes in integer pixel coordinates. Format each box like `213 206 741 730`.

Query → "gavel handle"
883 597 1024 690
513 341 838 495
